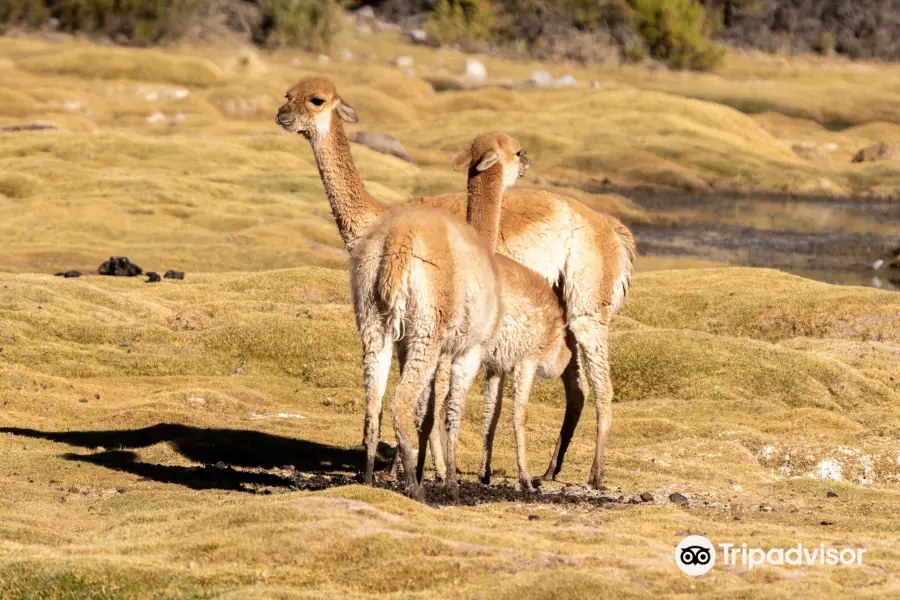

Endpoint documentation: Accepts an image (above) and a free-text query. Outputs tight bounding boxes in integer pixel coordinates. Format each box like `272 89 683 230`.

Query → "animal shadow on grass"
0 423 373 493
0 424 623 507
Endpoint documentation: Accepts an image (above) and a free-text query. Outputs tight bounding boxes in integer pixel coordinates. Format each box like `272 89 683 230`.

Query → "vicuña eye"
310 97 325 106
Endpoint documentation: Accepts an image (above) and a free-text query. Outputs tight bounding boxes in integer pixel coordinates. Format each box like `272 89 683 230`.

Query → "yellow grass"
1 267 899 598
1 32 900 598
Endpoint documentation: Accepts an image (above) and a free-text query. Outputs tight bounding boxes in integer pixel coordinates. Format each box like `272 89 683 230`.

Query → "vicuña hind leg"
569 315 613 489
390 340 440 500
511 361 537 492
443 346 484 502
416 355 452 484
542 328 586 481
478 370 504 484
362 330 393 486
388 345 447 480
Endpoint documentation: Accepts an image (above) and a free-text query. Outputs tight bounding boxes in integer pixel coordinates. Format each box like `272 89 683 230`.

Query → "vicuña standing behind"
443 132 571 494
275 77 636 488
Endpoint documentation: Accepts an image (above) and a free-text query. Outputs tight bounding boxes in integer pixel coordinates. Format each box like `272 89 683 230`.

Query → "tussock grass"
1 35 900 598
16 46 225 87
0 267 898 597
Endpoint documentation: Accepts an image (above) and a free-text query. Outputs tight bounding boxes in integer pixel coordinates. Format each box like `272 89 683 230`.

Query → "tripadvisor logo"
675 535 868 576
675 535 716 576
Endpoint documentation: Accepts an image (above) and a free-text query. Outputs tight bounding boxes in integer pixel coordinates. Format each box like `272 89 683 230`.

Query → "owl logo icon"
675 535 716 576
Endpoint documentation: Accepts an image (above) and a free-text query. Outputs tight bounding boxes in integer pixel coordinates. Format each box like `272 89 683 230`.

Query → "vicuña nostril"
276 110 292 125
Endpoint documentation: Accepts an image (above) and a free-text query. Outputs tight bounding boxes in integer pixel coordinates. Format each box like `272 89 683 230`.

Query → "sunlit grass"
1 33 899 598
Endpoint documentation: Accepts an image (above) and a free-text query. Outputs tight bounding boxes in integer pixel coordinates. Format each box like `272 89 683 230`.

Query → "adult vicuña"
348 203 502 499
275 77 636 488
276 78 503 497
444 131 570 493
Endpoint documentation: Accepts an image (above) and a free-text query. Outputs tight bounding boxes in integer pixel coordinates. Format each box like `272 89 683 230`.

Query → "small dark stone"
821 520 834 526
826 491 838 498
116 488 126 494
601 176 612 185
669 492 689 506
95 393 100 399
528 514 539 521
640 492 654 502
214 461 227 470
55 270 82 278
146 272 161 283
164 270 185 280
78 398 88 404
97 256 142 277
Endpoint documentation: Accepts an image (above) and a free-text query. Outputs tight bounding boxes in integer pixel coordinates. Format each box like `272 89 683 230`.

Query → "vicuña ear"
335 100 359 123
452 151 471 171
475 150 499 172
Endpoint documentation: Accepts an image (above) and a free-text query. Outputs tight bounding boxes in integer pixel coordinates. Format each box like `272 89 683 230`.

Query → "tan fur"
448 132 570 492
276 78 636 488
350 207 501 498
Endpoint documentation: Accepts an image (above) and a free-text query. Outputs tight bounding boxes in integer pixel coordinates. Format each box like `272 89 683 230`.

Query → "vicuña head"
453 131 531 190
452 131 530 252
275 77 359 141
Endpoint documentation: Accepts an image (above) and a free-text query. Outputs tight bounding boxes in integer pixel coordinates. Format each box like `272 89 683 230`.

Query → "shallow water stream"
629 192 900 291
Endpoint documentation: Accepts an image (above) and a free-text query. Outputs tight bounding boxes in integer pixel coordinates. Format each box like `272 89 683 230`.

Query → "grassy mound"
1 36 899 597
1 267 898 597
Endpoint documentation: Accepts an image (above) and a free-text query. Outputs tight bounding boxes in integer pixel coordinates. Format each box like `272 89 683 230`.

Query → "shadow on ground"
1 424 624 507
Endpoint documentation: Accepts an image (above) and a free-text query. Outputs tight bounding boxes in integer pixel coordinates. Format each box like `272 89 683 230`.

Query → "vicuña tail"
378 229 414 342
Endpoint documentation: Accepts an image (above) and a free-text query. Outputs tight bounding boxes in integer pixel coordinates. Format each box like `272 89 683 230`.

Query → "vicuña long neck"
466 169 505 251
310 114 385 248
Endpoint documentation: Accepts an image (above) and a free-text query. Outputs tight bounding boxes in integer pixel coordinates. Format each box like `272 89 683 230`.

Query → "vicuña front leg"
511 361 537 492
479 370 505 484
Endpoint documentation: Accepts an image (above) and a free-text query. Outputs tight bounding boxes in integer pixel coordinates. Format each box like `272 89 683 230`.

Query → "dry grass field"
1 28 899 598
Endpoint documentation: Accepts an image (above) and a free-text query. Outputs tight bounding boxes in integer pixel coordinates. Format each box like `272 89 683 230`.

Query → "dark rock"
821 520 834 526
826 491 838 498
669 492 689 506
164 270 185 280
55 270 82 278
349 131 413 163
640 492 654 502
528 514 539 521
851 141 899 163
98 257 142 277
146 272 161 283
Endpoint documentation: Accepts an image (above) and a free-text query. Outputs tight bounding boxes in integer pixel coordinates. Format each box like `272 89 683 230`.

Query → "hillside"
0 32 899 598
